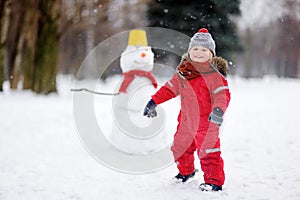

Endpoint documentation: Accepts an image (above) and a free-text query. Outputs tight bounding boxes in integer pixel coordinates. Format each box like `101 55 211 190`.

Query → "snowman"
110 30 169 154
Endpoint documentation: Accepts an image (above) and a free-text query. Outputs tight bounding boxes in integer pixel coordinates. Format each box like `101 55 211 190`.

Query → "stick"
70 88 119 96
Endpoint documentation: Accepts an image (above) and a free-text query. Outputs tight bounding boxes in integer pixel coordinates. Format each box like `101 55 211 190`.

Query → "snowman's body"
109 30 170 154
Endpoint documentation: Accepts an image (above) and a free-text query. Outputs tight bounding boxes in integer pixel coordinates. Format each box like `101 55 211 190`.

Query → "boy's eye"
192 47 208 51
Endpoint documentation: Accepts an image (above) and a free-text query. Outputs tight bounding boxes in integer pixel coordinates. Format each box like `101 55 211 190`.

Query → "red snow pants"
171 120 225 186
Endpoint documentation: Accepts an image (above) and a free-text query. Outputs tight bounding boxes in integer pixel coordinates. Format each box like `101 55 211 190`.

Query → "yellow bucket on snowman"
127 30 148 47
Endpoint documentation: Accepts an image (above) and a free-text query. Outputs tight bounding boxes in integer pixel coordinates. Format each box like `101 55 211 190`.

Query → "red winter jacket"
152 59 230 131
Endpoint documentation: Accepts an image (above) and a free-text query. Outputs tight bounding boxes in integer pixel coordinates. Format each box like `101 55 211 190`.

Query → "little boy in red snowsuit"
143 28 230 191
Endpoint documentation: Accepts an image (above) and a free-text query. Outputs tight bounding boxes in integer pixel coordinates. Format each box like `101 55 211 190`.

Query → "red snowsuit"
151 59 230 186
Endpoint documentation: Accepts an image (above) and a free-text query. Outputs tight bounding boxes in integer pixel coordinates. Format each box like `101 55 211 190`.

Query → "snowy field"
1 75 300 200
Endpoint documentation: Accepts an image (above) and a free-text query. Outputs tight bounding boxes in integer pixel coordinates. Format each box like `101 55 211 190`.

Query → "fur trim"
211 57 228 76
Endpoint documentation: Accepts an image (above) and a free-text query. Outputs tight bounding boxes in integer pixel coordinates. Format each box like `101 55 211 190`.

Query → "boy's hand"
143 99 157 118
208 107 224 126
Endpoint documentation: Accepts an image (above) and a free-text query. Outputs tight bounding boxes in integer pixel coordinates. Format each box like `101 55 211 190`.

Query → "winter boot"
173 169 199 183
199 183 222 191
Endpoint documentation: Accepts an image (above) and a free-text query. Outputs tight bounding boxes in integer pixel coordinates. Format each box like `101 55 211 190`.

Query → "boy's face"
189 46 212 63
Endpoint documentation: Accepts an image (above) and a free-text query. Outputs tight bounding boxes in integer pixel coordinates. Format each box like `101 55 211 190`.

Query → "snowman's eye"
141 52 147 58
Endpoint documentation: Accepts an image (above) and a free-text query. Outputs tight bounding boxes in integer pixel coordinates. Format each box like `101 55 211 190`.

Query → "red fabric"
119 70 158 93
177 60 213 80
173 133 224 186
151 60 230 186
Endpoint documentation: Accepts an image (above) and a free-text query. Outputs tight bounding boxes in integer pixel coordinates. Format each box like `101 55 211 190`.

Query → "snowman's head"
120 45 154 73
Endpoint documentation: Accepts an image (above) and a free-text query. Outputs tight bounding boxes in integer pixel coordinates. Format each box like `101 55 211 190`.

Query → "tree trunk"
6 0 25 89
32 0 60 94
0 47 4 91
244 28 252 78
0 0 9 91
22 0 39 90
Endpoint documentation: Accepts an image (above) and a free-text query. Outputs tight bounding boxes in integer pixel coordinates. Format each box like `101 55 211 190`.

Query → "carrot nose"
141 52 146 58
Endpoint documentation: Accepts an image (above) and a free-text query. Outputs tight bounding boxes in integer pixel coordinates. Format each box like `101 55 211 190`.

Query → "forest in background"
0 0 299 94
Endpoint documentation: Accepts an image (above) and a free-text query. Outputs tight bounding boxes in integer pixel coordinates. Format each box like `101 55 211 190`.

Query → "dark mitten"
143 99 157 118
208 107 224 126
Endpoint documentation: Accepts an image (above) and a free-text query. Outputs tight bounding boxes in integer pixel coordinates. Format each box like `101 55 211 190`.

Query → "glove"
208 107 224 126
143 99 157 118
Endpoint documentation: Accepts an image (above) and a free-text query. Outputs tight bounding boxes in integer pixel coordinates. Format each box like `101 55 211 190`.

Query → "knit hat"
188 28 216 56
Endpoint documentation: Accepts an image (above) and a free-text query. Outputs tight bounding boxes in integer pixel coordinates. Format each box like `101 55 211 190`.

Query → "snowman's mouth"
134 60 150 65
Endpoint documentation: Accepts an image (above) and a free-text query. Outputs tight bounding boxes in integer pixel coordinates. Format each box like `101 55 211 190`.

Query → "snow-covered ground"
1 75 300 200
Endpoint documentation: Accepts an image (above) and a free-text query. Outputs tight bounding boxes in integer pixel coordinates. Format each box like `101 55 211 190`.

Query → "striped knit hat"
188 28 216 56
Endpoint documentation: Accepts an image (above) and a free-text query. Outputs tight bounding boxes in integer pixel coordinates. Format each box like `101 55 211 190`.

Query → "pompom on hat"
188 28 216 56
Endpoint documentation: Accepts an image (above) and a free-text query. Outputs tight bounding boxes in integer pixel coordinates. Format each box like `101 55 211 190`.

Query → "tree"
3 0 60 94
20 0 39 91
6 0 24 89
147 0 242 59
58 0 113 78
0 0 10 91
58 0 152 79
276 0 300 78
31 0 61 94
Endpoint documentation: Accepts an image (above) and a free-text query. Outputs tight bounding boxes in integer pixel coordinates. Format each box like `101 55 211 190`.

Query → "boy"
144 28 230 191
